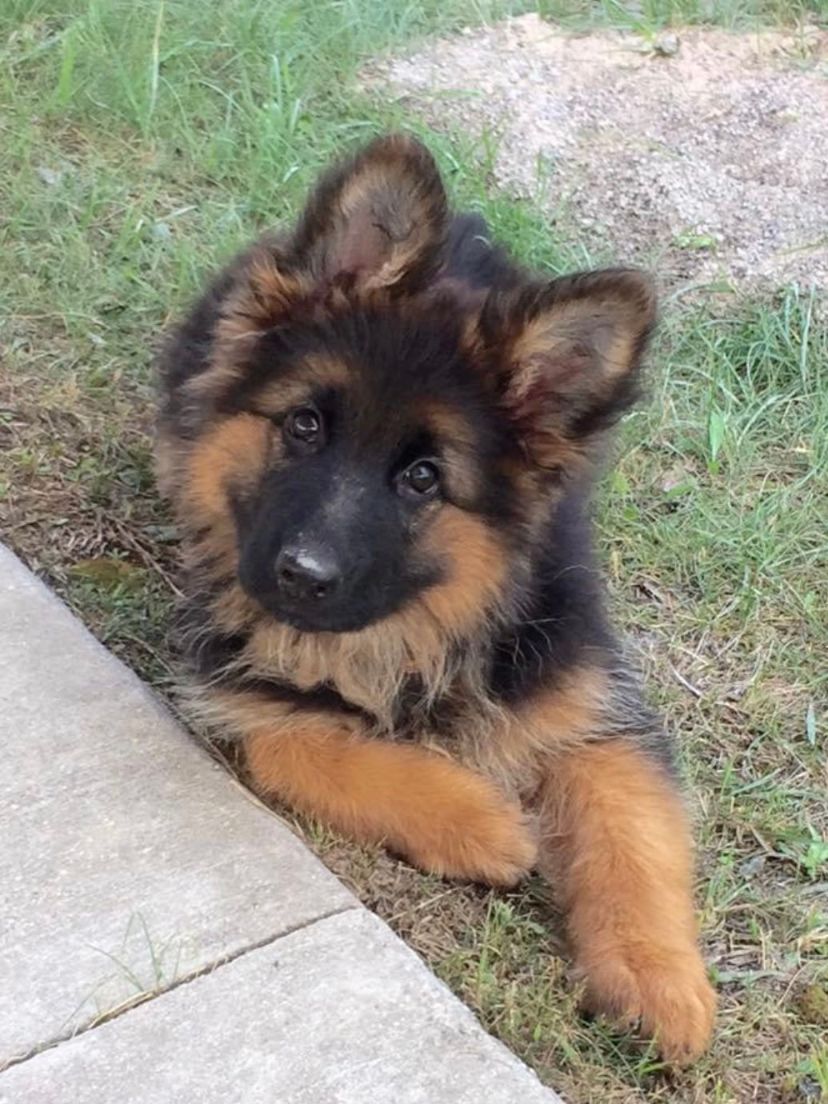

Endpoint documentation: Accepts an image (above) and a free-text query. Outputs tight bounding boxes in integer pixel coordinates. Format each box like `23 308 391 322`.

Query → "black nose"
275 545 341 602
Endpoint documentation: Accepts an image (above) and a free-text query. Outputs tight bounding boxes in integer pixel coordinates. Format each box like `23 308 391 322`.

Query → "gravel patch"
369 14 828 290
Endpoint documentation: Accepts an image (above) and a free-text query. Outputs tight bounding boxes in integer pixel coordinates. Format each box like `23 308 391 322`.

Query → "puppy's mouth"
247 588 381 635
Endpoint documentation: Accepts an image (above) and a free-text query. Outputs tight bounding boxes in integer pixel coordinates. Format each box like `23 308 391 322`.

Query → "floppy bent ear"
289 133 448 293
478 269 656 470
210 135 448 378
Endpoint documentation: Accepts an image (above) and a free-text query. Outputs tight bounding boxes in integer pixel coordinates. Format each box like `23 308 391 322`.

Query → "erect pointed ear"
289 133 448 294
476 269 656 470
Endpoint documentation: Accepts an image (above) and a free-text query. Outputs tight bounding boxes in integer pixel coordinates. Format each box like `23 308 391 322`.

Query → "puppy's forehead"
345 362 482 452
249 342 482 453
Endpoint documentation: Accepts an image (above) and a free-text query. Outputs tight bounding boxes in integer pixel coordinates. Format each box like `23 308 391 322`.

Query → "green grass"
1 3 827 1102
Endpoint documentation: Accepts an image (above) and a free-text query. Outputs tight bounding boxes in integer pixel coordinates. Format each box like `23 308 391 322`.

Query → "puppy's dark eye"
400 460 440 498
285 407 322 444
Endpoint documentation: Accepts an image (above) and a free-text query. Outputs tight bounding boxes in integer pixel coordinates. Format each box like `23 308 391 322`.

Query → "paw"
581 946 716 1064
406 799 537 887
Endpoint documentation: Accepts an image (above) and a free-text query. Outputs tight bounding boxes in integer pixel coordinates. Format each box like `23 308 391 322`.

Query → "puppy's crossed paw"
405 799 537 888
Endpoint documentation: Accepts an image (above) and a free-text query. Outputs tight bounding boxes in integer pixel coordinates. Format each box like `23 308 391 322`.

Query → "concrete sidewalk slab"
0 544 354 1065
0 909 556 1104
0 544 561 1101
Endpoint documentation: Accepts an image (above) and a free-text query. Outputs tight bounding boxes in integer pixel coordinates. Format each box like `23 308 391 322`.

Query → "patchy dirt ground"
370 14 828 289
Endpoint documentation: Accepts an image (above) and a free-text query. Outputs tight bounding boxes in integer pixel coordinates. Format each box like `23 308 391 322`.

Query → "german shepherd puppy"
156 135 715 1062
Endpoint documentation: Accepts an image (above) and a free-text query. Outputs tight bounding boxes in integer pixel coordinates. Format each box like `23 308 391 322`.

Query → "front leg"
538 739 716 1064
224 693 536 886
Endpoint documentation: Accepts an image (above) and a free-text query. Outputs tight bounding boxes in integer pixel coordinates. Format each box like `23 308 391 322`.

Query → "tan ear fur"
478 269 656 469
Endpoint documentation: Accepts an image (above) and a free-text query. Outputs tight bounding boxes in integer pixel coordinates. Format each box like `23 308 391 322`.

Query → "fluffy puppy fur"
156 134 716 1063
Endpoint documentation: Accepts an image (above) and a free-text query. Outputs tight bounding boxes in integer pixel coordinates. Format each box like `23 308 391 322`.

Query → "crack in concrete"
0 904 360 1075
